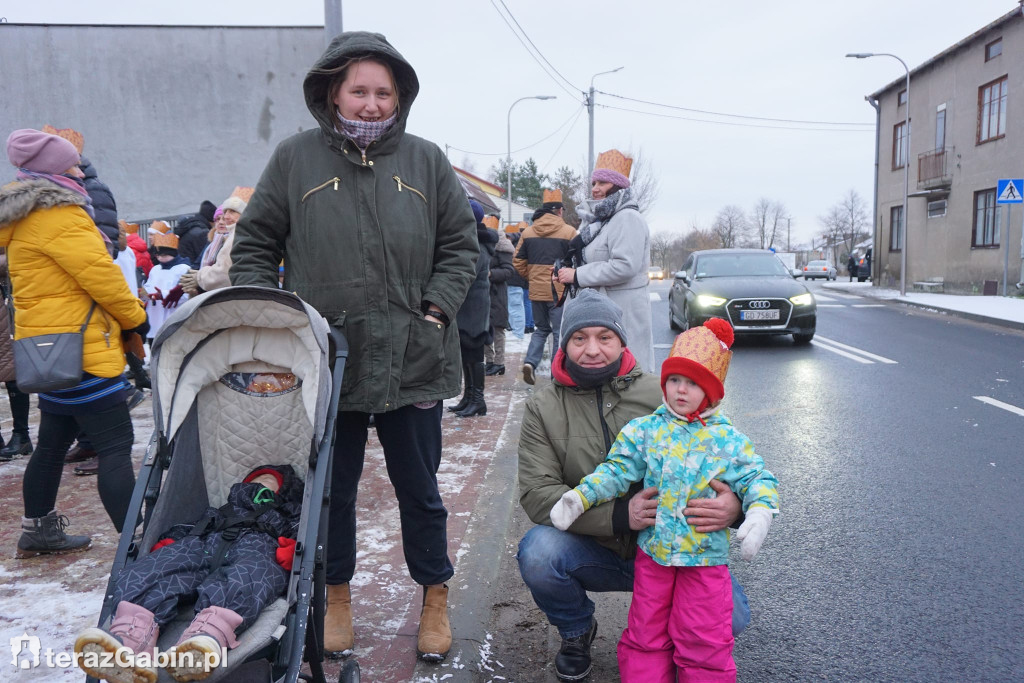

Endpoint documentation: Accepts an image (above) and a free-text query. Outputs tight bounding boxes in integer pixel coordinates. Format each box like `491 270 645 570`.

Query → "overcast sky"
6 0 1018 247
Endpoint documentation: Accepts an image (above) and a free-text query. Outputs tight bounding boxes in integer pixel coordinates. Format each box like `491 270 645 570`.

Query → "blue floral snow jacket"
574 405 779 567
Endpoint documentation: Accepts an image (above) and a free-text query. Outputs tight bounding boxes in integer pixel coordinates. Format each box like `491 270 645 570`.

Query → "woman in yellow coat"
1 129 148 558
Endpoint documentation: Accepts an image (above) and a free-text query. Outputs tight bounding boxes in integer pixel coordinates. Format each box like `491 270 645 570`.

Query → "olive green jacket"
518 361 664 558
231 32 478 412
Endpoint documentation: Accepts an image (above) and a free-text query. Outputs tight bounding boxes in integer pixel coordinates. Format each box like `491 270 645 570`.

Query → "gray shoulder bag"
13 302 97 393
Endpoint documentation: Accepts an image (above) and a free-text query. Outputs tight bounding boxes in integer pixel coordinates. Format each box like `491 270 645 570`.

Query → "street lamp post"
847 52 911 296
507 95 556 225
586 67 624 176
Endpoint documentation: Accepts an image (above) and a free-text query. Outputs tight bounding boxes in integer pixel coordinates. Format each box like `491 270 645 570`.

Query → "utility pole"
324 0 342 46
586 67 624 176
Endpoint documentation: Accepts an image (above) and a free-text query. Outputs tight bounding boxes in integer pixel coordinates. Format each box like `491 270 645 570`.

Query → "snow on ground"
823 281 1024 323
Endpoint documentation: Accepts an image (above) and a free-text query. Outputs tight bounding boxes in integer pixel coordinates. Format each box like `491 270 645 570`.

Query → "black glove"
122 319 150 341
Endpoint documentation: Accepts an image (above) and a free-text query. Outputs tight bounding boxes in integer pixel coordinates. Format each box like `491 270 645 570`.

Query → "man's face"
566 326 624 367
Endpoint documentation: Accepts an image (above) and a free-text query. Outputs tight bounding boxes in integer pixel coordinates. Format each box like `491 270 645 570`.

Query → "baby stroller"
89 286 358 683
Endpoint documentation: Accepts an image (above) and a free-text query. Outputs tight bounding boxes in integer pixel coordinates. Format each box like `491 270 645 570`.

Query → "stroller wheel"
338 659 360 683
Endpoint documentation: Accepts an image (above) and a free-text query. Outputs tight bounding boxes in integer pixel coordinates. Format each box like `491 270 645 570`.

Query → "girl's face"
156 253 176 264
250 473 281 492
591 180 616 199
333 60 397 122
221 209 241 227
664 374 707 416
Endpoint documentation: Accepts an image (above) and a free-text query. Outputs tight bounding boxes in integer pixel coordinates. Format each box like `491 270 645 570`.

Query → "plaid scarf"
335 111 398 150
576 187 638 249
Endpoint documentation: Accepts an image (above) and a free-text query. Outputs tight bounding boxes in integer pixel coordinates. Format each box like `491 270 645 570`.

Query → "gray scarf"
576 187 638 247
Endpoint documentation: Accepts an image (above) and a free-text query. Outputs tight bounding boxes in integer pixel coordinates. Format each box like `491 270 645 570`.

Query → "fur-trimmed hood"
0 179 88 235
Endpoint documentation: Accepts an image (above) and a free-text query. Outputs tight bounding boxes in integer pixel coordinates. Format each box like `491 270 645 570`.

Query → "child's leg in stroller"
667 564 736 683
110 538 212 625
617 550 677 683
75 601 161 683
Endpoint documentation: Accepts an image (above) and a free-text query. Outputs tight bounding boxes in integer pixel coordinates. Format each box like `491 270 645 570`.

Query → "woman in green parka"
230 32 478 663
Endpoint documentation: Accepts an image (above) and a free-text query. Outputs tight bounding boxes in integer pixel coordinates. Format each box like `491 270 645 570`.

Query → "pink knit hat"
591 149 633 189
6 129 81 174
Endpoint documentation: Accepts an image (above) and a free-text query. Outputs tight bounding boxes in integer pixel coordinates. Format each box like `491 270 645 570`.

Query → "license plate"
740 309 779 321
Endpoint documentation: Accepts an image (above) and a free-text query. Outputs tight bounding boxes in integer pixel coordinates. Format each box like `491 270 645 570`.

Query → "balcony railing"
918 147 954 189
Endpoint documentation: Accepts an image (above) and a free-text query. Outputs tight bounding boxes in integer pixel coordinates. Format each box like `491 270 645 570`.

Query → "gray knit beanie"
559 289 628 351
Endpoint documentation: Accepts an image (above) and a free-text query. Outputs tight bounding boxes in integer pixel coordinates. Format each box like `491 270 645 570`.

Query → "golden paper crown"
231 186 254 202
152 231 179 249
504 223 519 233
483 215 500 230
41 125 84 155
149 220 171 234
123 222 140 235
594 149 632 177
542 188 563 204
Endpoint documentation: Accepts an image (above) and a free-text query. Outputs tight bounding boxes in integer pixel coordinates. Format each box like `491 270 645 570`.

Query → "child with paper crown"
142 230 191 341
549 317 779 682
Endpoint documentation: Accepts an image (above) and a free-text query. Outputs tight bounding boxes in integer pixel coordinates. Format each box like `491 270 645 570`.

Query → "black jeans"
23 403 136 531
5 381 29 438
326 402 453 586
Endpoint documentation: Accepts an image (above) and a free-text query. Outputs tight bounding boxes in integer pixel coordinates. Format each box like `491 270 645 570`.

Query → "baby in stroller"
75 464 303 683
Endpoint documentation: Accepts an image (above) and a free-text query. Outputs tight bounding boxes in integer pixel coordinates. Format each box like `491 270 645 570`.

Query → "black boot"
126 352 151 390
0 432 32 461
455 362 486 417
485 363 505 376
554 619 597 681
16 511 92 558
447 364 472 413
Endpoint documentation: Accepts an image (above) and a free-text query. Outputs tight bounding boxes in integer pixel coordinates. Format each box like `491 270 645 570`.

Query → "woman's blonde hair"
317 56 400 117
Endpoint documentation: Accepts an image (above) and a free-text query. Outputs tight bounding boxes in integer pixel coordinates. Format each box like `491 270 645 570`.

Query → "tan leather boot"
324 583 354 658
417 583 451 661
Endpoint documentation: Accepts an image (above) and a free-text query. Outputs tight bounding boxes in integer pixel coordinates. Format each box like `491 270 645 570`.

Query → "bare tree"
712 205 748 248
817 205 847 265
748 198 789 250
839 189 870 256
649 232 673 271
459 156 479 176
627 148 660 214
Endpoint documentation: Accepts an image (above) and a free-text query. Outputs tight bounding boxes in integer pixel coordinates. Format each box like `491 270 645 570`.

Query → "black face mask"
565 356 623 388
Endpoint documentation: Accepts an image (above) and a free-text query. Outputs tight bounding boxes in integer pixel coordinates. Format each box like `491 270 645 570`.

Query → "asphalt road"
489 279 1024 682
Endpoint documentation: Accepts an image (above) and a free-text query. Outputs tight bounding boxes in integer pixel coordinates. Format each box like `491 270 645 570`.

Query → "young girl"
142 230 190 342
550 318 779 683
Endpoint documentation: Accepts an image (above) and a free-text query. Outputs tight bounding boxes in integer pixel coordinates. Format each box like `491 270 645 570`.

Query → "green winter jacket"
517 353 664 558
230 32 478 413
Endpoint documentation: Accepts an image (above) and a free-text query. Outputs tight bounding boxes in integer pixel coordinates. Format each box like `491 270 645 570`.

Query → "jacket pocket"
301 177 341 203
392 175 428 204
401 314 446 387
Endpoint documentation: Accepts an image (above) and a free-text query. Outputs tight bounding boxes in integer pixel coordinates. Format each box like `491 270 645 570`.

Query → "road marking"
814 335 899 364
817 304 846 308
973 396 1024 417
654 343 673 349
811 339 874 364
649 292 662 302
824 292 860 299
852 304 885 308
814 294 839 302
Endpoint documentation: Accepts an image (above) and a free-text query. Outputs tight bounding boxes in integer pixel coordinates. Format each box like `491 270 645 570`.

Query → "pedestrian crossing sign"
996 178 1023 203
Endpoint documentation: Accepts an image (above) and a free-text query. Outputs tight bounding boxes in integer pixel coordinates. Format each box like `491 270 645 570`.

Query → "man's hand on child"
628 486 659 531
550 490 587 530
736 508 774 560
684 479 742 532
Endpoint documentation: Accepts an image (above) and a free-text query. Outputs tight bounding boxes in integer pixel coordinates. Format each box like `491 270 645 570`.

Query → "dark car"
668 249 816 344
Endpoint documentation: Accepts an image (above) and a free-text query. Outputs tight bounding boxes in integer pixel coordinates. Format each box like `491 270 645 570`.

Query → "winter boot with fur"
417 583 451 661
75 601 160 683
324 582 354 658
455 362 486 417
447 363 472 413
165 606 242 682
16 510 91 558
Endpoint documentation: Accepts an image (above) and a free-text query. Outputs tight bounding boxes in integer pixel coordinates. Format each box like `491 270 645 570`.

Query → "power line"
489 0 583 103
447 105 586 157
541 107 586 173
597 103 875 132
596 90 874 127
496 0 581 93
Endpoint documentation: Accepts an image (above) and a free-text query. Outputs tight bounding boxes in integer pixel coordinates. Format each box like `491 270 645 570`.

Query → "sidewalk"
820 281 1024 330
0 337 534 682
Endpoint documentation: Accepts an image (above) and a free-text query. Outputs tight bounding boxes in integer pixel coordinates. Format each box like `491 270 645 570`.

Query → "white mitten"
736 508 774 561
550 489 587 531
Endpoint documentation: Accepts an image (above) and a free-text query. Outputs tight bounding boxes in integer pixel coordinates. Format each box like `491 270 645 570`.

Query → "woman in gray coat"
555 149 654 372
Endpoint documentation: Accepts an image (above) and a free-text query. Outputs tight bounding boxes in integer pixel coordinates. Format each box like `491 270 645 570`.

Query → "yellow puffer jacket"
0 180 147 378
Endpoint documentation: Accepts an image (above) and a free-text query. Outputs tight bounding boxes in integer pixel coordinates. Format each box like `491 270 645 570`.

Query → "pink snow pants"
617 551 736 683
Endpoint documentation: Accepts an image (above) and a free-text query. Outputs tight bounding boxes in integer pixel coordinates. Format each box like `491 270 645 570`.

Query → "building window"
927 199 947 218
978 76 1008 143
972 189 1000 247
935 107 946 150
985 38 1002 61
889 205 904 251
898 89 907 106
892 121 908 169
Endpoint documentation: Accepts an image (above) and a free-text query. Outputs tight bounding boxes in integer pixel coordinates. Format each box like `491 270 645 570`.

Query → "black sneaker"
555 619 597 681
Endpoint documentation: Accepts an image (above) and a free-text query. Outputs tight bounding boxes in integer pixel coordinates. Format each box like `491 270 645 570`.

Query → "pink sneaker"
74 601 159 683
165 606 242 682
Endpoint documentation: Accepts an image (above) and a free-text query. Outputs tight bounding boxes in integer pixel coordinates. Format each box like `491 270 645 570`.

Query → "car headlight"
697 295 727 308
789 293 814 306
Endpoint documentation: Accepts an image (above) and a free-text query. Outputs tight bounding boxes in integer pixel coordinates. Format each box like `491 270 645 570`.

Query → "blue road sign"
996 178 1023 204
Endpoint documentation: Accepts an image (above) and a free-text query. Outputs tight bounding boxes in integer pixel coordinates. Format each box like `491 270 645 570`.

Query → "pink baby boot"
165 606 242 682
74 600 159 683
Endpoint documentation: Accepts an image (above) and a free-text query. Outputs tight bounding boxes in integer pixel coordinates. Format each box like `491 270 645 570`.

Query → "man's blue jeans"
507 286 525 339
517 525 750 640
524 301 562 368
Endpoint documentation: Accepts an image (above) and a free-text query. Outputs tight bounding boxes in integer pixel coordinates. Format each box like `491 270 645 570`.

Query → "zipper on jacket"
392 175 428 204
301 177 341 203
100 310 112 348
595 386 612 453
